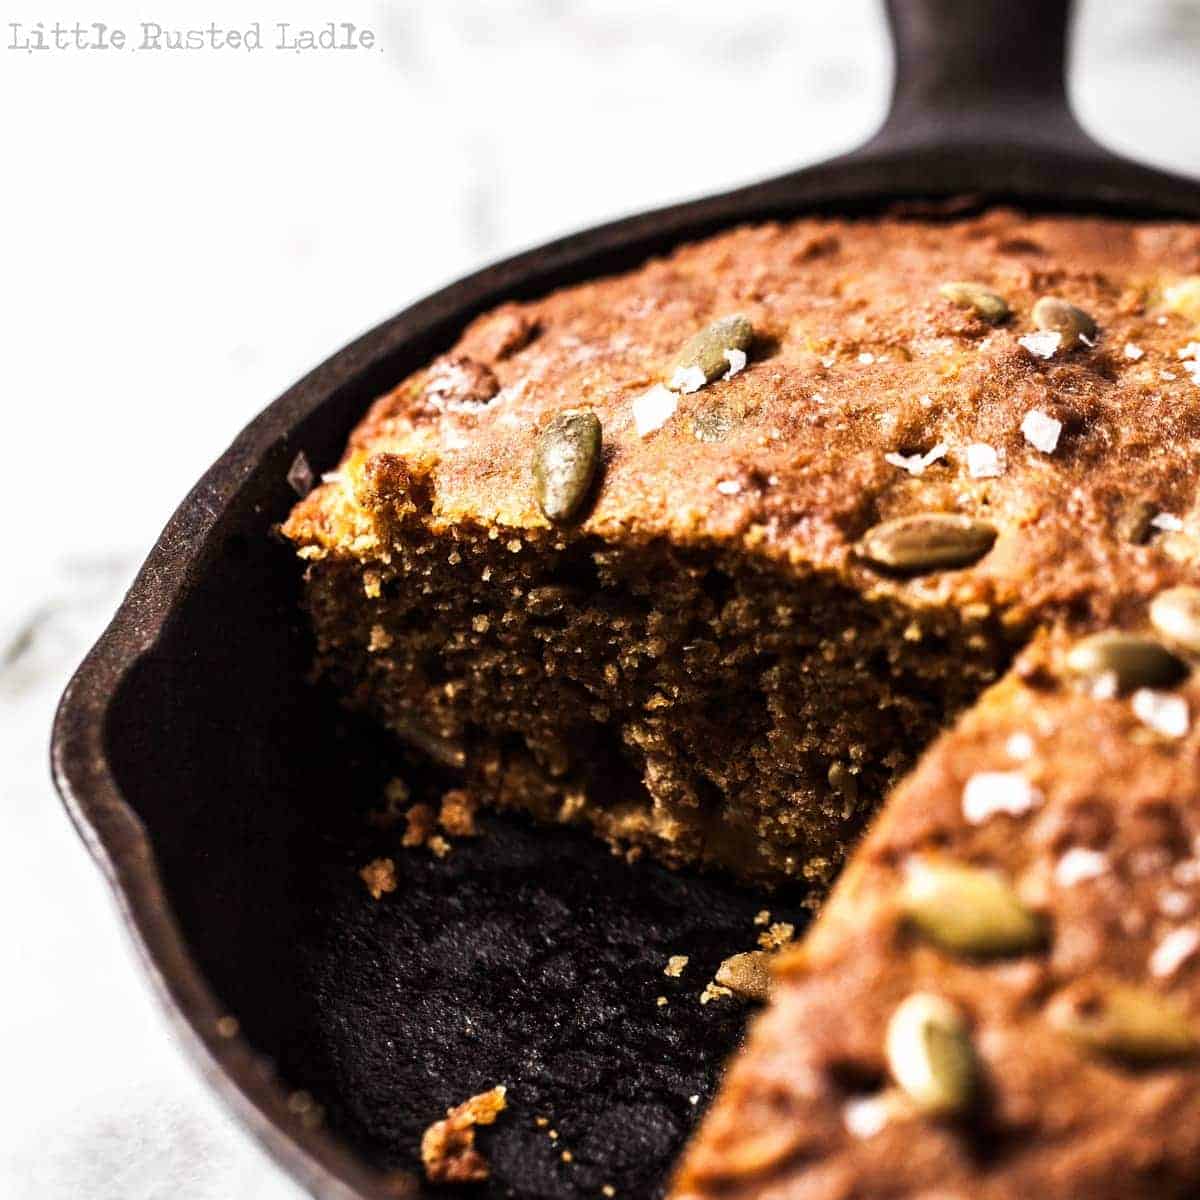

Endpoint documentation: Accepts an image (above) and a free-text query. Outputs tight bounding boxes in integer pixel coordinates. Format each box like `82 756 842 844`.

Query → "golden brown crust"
288 209 1200 628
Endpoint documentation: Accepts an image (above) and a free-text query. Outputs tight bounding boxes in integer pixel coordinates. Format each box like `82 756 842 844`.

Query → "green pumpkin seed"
857 514 997 574
900 857 1045 957
1065 631 1187 695
1150 586 1200 656
667 315 755 390
1032 296 1098 348
714 951 773 1002
1047 980 1199 1063
938 281 1010 324
532 411 602 522
885 993 976 1116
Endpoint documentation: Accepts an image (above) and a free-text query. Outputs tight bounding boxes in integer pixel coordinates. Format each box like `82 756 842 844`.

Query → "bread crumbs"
402 802 437 847
700 981 733 1005
420 1085 507 1184
439 788 480 837
359 857 397 900
757 922 795 950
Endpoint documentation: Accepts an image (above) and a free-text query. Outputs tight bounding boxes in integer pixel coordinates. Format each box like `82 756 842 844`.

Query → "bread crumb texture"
420 1085 508 1185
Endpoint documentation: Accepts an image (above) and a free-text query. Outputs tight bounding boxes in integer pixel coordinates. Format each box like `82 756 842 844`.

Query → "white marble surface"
3 1 1198 1195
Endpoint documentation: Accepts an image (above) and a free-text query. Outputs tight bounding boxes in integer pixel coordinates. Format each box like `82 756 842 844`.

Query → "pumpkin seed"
1047 979 1199 1063
667 315 755 390
714 951 773 1001
857 514 997 574
900 857 1045 957
938 281 1010 324
1065 631 1187 695
885 993 976 1116
1032 296 1098 348
1150 586 1200 656
532 411 602 522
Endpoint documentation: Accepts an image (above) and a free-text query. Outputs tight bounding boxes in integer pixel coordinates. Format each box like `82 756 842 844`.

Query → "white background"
3 1 1199 1195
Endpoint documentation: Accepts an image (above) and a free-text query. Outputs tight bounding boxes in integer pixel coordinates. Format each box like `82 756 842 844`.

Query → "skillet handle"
870 0 1100 155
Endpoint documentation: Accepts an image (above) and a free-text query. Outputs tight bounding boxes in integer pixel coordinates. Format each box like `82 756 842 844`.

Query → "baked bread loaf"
671 640 1200 1198
283 208 1200 1193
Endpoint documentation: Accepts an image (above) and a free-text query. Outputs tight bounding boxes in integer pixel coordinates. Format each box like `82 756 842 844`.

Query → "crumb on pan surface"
420 1085 508 1184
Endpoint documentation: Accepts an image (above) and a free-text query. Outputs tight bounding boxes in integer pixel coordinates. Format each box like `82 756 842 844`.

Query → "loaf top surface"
287 208 1200 631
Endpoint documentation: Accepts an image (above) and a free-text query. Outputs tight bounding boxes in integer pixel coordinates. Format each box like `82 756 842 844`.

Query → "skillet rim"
51 141 1200 1200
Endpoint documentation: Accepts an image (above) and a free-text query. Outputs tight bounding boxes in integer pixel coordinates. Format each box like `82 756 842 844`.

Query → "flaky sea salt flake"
632 385 678 436
1152 512 1183 532
843 1095 892 1140
669 364 707 394
1021 409 1062 454
962 771 1040 824
1133 688 1189 738
722 347 748 379
1151 926 1200 978
1055 847 1108 887
966 442 1006 479
1005 732 1035 761
1124 342 1145 360
884 441 948 478
1018 331 1062 359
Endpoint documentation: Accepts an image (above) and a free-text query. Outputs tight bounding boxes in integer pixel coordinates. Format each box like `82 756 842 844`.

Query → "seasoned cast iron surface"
295 808 807 1198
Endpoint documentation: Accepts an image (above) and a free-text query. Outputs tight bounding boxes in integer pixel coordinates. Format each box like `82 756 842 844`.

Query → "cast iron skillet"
52 3 1200 1198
